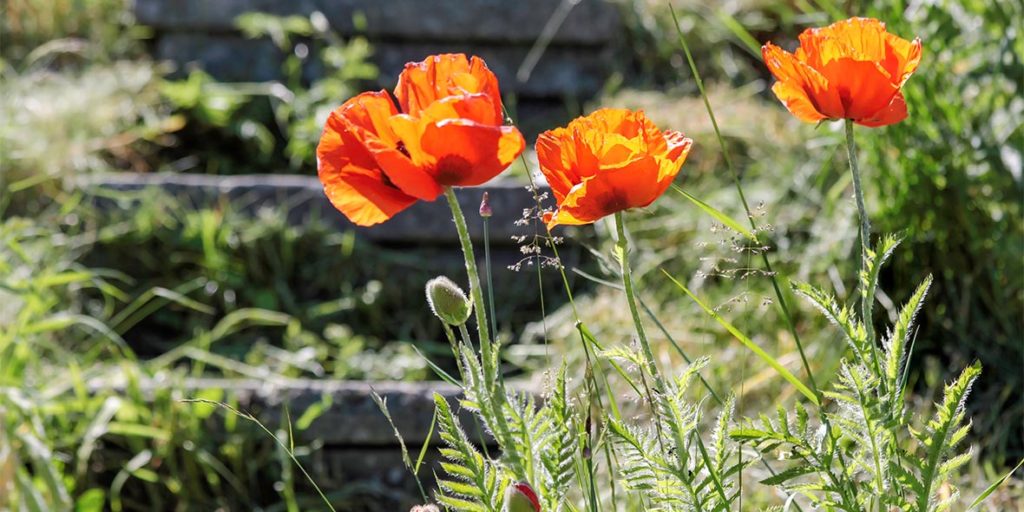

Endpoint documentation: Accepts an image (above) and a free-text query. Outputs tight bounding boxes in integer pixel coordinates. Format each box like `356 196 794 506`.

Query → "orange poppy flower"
536 108 692 228
762 17 922 127
316 54 525 226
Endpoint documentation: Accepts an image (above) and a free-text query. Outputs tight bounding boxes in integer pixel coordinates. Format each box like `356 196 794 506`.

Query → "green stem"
615 212 673 458
444 186 529 480
669 4 820 401
443 187 492 365
614 212 663 390
482 216 499 343
845 120 881 378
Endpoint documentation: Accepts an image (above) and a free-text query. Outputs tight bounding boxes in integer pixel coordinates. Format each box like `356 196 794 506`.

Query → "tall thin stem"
482 216 499 343
443 187 491 359
669 5 819 400
443 186 527 479
845 120 881 376
614 212 663 389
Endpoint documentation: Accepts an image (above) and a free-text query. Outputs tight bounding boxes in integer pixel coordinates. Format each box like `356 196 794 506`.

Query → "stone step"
135 0 621 100
88 376 491 446
135 0 620 46
87 375 519 508
155 35 613 98
77 173 562 246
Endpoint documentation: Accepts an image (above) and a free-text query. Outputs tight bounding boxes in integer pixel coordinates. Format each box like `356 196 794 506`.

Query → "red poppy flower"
535 108 692 228
762 17 922 127
317 91 419 227
316 54 525 226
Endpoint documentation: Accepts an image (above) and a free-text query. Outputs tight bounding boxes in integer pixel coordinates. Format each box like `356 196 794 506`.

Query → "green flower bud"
425 276 472 327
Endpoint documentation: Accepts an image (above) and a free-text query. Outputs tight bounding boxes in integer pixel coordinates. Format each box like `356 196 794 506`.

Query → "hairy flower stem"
845 120 882 380
444 187 492 364
614 212 664 391
443 187 526 479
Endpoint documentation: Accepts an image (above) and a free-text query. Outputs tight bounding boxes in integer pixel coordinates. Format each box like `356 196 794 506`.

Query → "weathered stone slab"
136 0 620 46
86 376 505 446
373 43 611 98
156 34 282 82
77 173 562 245
155 34 611 97
86 376 522 507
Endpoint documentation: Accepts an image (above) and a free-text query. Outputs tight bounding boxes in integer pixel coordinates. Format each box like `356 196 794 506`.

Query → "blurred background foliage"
1 0 1020 509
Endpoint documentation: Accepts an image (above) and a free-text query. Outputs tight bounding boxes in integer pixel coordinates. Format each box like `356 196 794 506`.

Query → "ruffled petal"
319 167 418 226
336 90 402 146
763 42 844 119
770 81 828 123
884 34 923 86
419 119 525 187
316 103 418 226
856 91 908 127
658 131 693 182
663 130 693 162
800 17 888 67
394 53 503 121
546 155 662 228
536 126 594 202
818 58 899 120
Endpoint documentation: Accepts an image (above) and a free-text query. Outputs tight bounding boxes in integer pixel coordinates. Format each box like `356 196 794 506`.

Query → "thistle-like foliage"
536 364 578 511
434 393 506 512
898 363 981 512
433 343 587 511
733 234 981 512
606 357 741 511
458 342 528 480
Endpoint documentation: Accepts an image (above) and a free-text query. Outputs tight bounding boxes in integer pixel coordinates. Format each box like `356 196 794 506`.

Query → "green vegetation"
1 0 1020 509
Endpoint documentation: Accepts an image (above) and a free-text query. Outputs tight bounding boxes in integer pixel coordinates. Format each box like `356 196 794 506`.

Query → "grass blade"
672 185 756 242
662 269 818 405
968 458 1024 510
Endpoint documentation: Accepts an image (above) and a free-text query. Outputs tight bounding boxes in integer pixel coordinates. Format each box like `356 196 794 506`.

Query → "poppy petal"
395 54 503 121
818 58 899 120
770 81 828 123
801 17 888 67
547 155 662 228
320 168 418 226
420 119 525 187
856 91 907 127
658 132 693 181
763 43 844 119
536 126 592 202
337 90 402 146
885 34 923 85
663 130 693 162
317 106 417 226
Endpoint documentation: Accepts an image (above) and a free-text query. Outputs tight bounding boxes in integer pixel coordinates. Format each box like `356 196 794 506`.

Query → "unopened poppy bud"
504 481 541 512
409 506 440 512
425 276 472 327
479 191 493 218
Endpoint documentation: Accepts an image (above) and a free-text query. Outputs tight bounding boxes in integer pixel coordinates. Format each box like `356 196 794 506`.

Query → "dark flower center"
600 194 629 216
380 171 398 189
433 155 473 186
395 141 411 158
